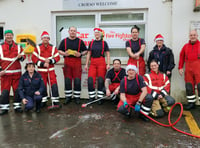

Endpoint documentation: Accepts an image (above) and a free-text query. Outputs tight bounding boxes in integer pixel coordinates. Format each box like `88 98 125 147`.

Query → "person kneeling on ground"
105 59 126 105
144 59 175 118
18 62 45 113
117 64 153 121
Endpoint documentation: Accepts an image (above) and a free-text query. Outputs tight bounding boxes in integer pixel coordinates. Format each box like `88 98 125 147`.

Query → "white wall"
0 0 177 99
171 0 200 103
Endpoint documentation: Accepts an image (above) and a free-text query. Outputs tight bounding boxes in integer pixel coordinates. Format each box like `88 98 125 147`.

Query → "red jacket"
0 41 25 75
178 40 200 69
32 43 60 72
144 70 170 99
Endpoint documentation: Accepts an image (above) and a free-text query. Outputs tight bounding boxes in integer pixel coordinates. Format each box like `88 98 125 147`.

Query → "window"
0 26 3 44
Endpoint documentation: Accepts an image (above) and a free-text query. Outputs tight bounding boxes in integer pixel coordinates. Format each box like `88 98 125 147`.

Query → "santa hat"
126 64 138 74
41 31 50 39
4 30 13 35
94 28 103 33
154 34 164 42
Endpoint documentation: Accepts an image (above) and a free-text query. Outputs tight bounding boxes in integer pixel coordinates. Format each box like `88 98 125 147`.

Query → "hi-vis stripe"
144 73 169 91
33 45 57 61
0 45 22 61
38 67 55 72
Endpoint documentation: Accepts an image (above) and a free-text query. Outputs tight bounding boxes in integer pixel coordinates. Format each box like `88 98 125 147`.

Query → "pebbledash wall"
0 0 200 102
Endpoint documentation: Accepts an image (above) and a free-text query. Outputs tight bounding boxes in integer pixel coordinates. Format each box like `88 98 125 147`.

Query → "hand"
134 52 140 59
22 98 28 105
74 52 81 57
179 69 183 76
35 91 40 95
84 65 88 71
17 54 22 59
45 58 50 63
106 89 111 97
114 88 119 95
44 62 49 68
157 95 163 100
0 70 5 77
65 51 70 56
134 102 141 112
106 64 110 70
123 101 128 108
166 71 171 76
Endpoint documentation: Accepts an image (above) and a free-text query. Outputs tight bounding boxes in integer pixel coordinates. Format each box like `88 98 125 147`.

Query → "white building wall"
1 0 189 99
171 0 200 103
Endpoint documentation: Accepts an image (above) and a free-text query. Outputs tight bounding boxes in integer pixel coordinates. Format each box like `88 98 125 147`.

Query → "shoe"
15 108 23 113
40 102 47 108
0 110 8 115
98 99 104 105
24 109 30 112
64 97 71 105
184 103 195 110
139 113 150 122
75 98 80 104
35 108 41 113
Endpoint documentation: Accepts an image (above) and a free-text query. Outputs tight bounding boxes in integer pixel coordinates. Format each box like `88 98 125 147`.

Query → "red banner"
194 0 200 11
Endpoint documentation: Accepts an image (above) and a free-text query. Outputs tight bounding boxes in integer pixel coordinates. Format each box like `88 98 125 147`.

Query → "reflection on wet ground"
0 100 200 148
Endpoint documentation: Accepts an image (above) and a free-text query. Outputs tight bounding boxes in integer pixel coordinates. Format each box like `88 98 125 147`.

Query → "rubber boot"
64 97 71 105
184 103 195 110
139 113 150 122
15 108 23 113
0 110 8 115
75 98 80 104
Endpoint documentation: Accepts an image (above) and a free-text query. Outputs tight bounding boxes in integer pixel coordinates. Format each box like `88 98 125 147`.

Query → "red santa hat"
126 64 138 74
94 28 103 33
41 31 50 39
154 34 164 42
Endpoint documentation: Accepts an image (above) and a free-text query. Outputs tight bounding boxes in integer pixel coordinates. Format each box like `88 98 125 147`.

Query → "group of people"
0 26 199 121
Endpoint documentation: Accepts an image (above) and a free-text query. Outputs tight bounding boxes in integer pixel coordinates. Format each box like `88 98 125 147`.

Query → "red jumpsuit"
0 41 25 111
32 43 60 104
178 40 200 103
88 40 109 100
126 39 146 75
144 71 174 117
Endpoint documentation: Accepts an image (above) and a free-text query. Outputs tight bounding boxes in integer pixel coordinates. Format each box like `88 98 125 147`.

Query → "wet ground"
0 99 200 148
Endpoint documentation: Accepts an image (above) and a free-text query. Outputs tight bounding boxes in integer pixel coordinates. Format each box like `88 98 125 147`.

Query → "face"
68 27 77 38
113 60 121 71
27 64 35 73
131 28 139 40
189 30 198 43
94 31 101 40
150 61 159 72
5 33 13 43
42 37 50 44
127 69 136 78
156 40 164 47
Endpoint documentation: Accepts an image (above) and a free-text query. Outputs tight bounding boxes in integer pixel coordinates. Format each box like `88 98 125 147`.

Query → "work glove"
135 101 141 112
123 101 128 108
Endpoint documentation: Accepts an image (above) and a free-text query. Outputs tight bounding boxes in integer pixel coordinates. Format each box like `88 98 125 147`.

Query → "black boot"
15 108 23 113
139 113 150 122
64 97 71 105
74 98 80 104
98 99 104 105
184 103 195 110
40 102 47 108
35 102 41 113
0 110 8 115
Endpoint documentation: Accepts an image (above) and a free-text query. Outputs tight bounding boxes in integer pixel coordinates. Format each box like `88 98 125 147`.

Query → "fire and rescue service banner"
61 28 132 48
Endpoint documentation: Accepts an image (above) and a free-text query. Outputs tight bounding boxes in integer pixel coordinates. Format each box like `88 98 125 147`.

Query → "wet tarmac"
0 99 200 148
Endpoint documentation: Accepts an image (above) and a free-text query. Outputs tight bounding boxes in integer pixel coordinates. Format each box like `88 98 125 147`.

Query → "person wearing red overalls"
85 28 110 105
0 30 25 115
178 30 200 110
144 59 175 118
105 59 126 105
32 31 60 108
126 25 146 75
58 26 87 104
117 64 153 121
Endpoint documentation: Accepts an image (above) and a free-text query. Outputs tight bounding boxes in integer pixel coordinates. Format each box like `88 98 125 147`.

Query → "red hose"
130 102 200 138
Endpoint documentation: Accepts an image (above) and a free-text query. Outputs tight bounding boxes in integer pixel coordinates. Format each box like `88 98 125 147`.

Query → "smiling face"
156 40 164 48
127 69 136 79
68 27 77 39
94 31 101 40
131 28 139 40
189 30 198 44
5 33 14 44
150 61 159 73
113 60 121 71
42 37 50 45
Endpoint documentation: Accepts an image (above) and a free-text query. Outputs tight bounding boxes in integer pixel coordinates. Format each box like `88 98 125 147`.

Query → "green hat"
4 30 13 35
